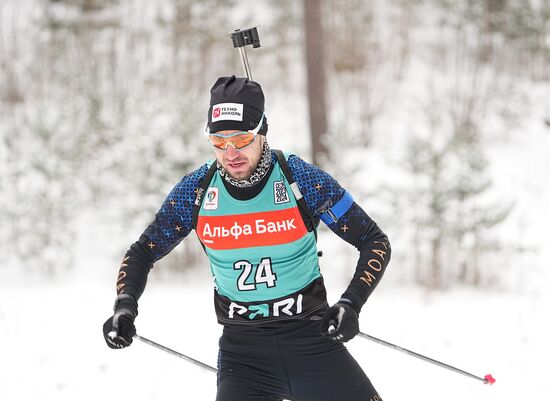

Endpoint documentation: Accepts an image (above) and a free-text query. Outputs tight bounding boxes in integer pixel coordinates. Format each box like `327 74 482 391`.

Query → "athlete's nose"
225 144 240 158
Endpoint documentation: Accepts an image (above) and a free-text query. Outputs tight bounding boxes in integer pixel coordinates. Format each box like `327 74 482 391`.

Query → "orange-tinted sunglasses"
205 114 264 150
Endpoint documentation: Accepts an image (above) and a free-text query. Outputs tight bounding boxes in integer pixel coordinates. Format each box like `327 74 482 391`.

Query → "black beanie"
207 75 268 135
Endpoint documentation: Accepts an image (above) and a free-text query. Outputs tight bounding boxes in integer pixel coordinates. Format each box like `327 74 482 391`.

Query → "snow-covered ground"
1 260 548 400
1 85 548 399
2 1 549 400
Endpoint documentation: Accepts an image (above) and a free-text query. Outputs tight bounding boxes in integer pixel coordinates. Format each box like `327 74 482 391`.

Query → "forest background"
1 1 549 400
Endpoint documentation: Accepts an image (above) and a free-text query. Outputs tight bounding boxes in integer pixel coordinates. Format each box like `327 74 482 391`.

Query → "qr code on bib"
274 181 290 204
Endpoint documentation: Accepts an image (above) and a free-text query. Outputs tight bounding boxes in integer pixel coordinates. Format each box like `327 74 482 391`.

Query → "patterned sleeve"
287 154 391 312
115 163 209 300
286 154 346 218
139 163 210 261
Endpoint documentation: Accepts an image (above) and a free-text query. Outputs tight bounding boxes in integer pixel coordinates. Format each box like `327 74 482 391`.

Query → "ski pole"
229 27 261 80
134 334 217 373
357 331 495 385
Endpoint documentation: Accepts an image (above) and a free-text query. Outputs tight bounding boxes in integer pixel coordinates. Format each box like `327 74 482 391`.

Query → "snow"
2 0 550 400
1 270 548 400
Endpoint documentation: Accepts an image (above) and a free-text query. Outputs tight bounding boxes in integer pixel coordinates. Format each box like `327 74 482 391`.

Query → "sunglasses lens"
232 132 255 149
208 135 229 149
209 132 256 150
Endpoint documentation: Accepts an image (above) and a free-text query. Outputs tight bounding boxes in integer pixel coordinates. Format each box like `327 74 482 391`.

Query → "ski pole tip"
483 374 496 385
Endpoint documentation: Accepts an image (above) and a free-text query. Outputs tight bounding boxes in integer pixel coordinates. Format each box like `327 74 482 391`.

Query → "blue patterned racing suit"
116 151 390 401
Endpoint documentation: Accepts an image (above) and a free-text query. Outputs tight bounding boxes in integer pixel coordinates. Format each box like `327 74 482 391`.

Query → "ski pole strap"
357 332 495 385
135 334 217 373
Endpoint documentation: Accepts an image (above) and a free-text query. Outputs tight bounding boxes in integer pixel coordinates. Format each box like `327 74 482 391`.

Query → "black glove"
320 302 359 342
103 294 138 349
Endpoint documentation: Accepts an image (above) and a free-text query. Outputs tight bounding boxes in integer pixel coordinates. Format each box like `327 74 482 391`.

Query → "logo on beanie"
211 103 243 123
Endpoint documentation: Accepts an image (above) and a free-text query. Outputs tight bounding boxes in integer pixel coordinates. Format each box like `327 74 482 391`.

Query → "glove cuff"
338 298 360 315
113 294 138 318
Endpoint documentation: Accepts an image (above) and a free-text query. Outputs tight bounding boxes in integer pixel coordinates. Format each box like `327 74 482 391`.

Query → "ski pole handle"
328 319 338 334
